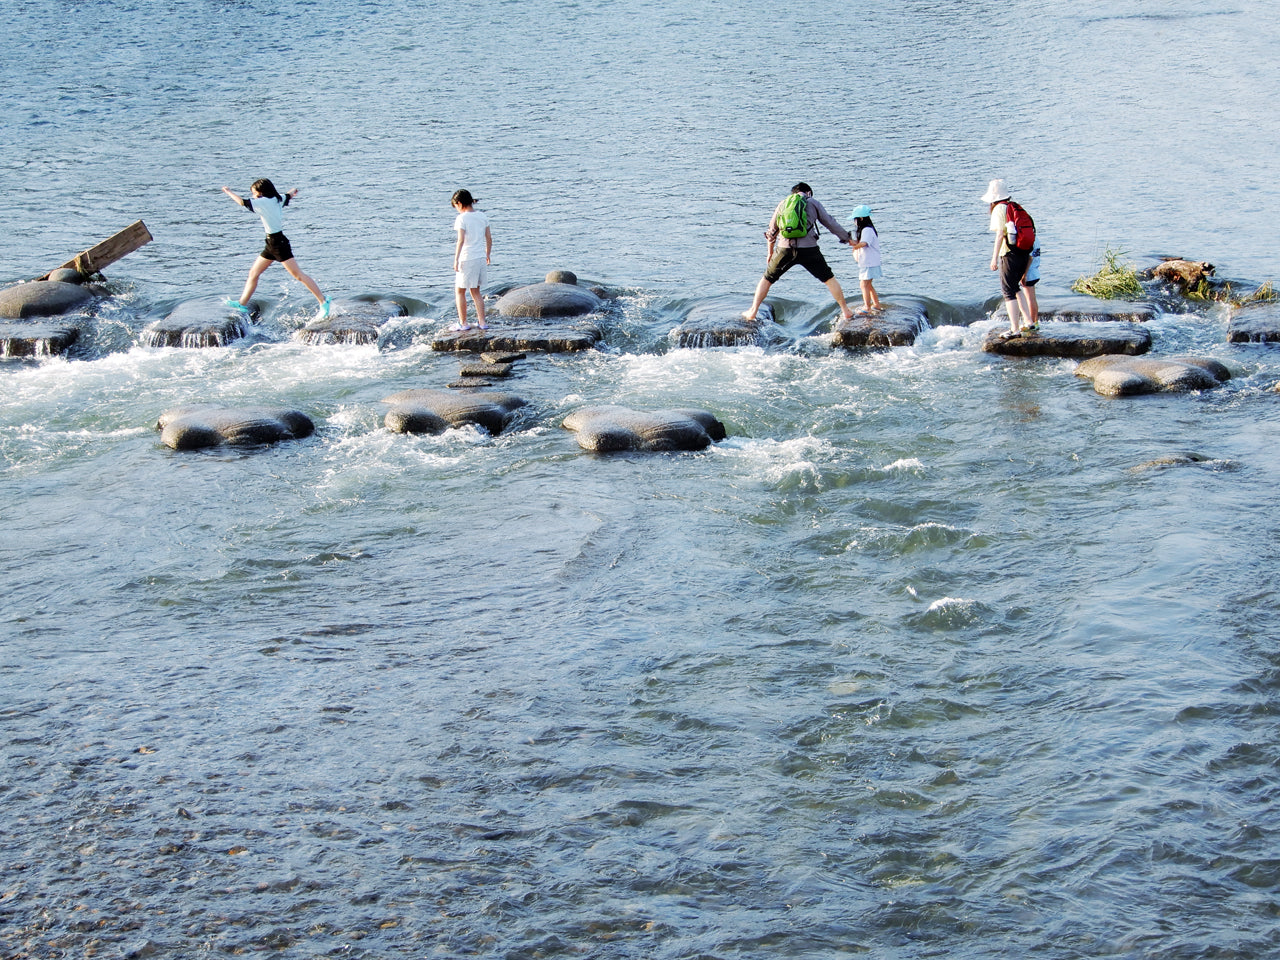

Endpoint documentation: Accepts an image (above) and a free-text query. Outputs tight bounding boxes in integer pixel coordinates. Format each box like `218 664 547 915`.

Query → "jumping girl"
222 179 331 320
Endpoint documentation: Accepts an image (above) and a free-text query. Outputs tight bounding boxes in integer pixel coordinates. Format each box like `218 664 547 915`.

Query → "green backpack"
777 192 810 239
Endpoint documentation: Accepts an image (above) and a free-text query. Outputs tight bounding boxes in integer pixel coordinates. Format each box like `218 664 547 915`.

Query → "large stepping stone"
1075 354 1231 396
496 280 602 319
157 405 314 450
0 319 80 357
430 320 602 354
297 299 405 345
382 387 526 435
833 302 929 349
0 280 94 318
670 302 785 348
1228 302 1280 343
143 297 257 348
563 405 726 453
982 321 1151 358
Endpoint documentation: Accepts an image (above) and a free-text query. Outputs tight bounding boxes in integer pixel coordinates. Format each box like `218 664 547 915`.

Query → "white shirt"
454 210 490 261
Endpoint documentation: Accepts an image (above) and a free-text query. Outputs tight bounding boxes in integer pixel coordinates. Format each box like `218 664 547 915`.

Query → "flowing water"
3 1 1280 957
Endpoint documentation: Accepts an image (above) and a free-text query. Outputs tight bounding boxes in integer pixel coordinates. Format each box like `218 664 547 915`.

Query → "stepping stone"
459 362 513 378
143 297 256 348
992 296 1156 325
982 321 1151 358
1228 302 1280 343
382 387 526 435
496 280 602 318
563 405 726 453
833 301 928 349
157 405 314 450
671 302 785 348
482 351 526 364
1075 354 1231 396
430 321 602 353
0 280 94 318
297 299 405 345
0 319 80 357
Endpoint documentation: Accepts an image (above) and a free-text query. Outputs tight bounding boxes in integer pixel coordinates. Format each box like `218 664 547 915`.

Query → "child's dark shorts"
999 247 1031 300
764 245 835 284
261 231 295 263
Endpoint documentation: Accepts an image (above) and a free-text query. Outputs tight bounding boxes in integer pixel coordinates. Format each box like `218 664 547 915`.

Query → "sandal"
448 323 472 332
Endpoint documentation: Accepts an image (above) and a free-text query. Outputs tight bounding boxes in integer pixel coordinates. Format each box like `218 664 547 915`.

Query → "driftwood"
35 220 152 280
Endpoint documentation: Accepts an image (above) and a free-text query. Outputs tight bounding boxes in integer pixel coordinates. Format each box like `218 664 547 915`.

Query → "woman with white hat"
982 178 1037 337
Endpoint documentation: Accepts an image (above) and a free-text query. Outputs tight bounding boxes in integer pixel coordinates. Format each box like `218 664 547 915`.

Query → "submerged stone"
157 405 314 450
382 387 527 435
1075 354 1231 397
983 321 1151 358
297 299 405 345
1227 302 1280 343
671 302 784 348
0 280 94 318
430 320 602 353
1144 258 1215 290
496 281 602 318
144 297 256 348
563 405 727 453
832 301 929 349
0 319 80 357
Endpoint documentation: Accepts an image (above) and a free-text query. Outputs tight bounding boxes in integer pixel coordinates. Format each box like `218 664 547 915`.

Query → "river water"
3 1 1280 957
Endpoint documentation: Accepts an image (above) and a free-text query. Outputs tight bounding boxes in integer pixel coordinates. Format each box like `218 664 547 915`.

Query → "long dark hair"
251 178 283 200
856 216 875 243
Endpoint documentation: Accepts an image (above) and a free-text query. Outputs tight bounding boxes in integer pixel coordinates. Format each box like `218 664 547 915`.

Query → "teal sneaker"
225 298 250 315
314 298 332 321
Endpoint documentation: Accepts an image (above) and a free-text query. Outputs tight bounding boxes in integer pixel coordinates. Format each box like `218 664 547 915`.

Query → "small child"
222 179 331 321
848 205 882 312
450 189 492 331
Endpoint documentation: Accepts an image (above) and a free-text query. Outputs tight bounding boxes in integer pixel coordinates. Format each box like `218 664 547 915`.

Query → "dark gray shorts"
261 231 295 263
764 245 834 284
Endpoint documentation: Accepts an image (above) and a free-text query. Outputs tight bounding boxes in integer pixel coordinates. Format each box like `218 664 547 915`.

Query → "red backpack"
1002 200 1036 251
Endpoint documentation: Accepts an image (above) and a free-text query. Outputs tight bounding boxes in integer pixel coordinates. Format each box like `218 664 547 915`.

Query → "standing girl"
849 204 882 312
222 179 331 320
450 189 492 331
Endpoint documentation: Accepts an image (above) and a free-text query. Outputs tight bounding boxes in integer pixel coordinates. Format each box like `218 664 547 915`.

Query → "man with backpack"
742 182 856 322
982 178 1039 337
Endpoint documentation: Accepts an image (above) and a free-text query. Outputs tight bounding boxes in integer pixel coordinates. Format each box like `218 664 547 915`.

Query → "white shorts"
455 258 487 289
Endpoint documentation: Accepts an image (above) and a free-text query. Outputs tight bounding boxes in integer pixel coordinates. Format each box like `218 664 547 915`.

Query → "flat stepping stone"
833 302 928 349
481 351 526 364
143 297 256 348
157 405 314 450
0 319 80 357
992 296 1156 325
297 299 405 345
1075 354 1231 396
495 281 602 318
0 280 94 318
459 362 513 378
982 321 1151 358
430 320 602 353
382 387 526 435
1228 302 1280 343
670 302 784 348
563 405 726 453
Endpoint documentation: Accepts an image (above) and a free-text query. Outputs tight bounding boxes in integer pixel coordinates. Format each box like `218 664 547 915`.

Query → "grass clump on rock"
1072 246 1144 300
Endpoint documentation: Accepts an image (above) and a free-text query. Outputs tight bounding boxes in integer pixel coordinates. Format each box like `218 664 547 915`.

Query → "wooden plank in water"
36 220 153 280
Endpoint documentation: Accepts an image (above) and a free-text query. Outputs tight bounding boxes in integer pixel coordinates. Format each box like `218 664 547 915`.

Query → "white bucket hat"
981 179 1010 203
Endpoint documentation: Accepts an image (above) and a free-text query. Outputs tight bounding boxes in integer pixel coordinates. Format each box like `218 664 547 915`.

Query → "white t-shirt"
454 210 490 262
854 225 882 269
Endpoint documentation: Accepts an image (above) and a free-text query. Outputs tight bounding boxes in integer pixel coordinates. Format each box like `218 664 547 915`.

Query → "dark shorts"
999 247 1031 300
260 231 294 263
764 245 835 284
